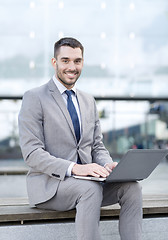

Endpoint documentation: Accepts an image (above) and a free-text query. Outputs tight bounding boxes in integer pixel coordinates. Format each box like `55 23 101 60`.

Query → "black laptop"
73 149 168 182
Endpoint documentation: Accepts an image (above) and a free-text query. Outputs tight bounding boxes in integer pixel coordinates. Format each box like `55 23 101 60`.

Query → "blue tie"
65 90 81 164
65 90 80 143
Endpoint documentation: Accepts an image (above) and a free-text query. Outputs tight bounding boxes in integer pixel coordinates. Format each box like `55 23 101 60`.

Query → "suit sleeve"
91 99 113 166
18 90 71 180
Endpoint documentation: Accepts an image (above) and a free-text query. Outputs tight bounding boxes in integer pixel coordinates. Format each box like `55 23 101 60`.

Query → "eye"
61 58 69 64
62 59 69 63
75 59 82 64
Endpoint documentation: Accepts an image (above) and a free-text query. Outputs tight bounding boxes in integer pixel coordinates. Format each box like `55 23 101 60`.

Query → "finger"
90 168 105 178
94 168 109 178
91 171 101 178
98 165 109 174
88 164 109 177
105 165 112 173
106 162 118 171
112 162 118 169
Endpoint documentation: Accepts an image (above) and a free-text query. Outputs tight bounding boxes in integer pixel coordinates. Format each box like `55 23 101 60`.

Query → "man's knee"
76 181 103 204
119 182 142 205
123 182 141 195
130 182 142 197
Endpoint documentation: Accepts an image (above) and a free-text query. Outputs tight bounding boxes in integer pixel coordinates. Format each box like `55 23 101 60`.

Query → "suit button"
77 146 79 150
52 173 60 178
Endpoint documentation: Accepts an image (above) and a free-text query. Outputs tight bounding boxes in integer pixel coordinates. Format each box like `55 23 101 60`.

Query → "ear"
51 57 56 68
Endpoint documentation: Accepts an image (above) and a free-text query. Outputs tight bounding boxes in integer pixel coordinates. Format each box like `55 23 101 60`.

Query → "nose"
67 61 76 71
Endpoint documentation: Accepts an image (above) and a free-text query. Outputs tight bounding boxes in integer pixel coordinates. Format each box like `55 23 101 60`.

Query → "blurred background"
0 0 168 198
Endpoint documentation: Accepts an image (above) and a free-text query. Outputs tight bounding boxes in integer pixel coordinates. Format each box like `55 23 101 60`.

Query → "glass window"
0 0 168 96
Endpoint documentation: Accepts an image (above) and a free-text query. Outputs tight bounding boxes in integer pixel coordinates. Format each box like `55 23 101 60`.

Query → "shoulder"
77 89 95 102
76 89 97 112
23 79 53 100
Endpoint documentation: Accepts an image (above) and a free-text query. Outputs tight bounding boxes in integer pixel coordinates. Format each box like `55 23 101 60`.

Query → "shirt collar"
53 75 77 95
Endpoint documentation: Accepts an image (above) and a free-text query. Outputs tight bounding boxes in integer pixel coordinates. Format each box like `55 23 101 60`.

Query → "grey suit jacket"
18 79 112 206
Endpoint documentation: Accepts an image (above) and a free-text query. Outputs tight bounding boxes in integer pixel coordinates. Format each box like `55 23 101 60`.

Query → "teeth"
66 73 76 77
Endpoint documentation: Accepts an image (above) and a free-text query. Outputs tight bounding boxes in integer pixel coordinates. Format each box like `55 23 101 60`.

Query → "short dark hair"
54 37 84 58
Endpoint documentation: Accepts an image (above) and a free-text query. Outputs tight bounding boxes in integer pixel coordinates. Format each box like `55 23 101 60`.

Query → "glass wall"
97 100 168 158
0 98 168 160
0 0 168 97
0 0 168 158
0 100 21 159
0 0 168 199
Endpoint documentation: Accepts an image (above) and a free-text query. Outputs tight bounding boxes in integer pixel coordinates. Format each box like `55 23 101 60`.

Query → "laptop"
73 149 168 182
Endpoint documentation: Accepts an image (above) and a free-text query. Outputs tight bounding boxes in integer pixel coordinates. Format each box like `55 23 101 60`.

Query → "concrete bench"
0 166 28 175
0 195 168 240
0 195 168 224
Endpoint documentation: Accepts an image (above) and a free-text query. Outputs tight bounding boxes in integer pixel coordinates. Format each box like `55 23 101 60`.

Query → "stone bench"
0 195 168 224
0 166 28 175
0 195 168 240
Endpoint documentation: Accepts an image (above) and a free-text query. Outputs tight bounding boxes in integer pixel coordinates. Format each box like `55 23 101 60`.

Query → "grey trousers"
36 177 142 240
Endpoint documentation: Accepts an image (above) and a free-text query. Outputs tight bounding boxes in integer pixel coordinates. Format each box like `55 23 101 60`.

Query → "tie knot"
65 90 73 98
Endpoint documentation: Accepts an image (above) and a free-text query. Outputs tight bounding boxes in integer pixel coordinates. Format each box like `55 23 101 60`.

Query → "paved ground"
0 217 168 240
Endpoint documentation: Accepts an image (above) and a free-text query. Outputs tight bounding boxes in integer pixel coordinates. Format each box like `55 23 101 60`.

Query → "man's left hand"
104 162 118 173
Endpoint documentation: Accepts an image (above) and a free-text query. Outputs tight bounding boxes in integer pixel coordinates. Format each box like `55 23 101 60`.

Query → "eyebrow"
75 58 83 61
60 57 83 61
61 57 69 60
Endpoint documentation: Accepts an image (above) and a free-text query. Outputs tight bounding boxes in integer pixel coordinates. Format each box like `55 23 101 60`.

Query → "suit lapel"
76 90 89 164
47 79 77 142
76 89 86 143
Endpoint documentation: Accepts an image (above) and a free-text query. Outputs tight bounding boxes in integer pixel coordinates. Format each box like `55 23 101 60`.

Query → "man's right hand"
72 163 110 178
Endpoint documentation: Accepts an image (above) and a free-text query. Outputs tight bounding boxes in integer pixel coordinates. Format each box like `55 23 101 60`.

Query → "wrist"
66 162 76 177
72 163 78 175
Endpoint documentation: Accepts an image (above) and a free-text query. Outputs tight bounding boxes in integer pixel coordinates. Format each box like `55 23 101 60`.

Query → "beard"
56 64 81 88
57 73 79 86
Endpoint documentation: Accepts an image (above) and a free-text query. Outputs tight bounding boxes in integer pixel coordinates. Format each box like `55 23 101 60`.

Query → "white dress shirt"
53 75 81 176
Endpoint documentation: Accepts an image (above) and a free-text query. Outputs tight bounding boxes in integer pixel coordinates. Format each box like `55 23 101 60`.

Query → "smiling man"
18 37 142 240
52 46 83 88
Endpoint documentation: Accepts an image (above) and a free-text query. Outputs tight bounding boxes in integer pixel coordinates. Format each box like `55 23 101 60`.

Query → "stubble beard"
56 66 81 88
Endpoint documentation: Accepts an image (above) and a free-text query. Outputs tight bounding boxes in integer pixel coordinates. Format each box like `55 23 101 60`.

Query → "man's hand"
104 162 118 173
72 163 110 178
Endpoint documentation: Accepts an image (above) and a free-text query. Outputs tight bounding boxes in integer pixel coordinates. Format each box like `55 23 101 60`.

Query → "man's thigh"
102 181 142 207
36 177 103 211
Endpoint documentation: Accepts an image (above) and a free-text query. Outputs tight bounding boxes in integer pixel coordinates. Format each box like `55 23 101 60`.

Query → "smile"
65 72 78 77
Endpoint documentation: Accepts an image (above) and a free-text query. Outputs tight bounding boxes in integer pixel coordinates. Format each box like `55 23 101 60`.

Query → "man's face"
52 46 83 89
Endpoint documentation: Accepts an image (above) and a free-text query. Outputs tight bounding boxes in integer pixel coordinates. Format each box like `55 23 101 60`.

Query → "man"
18 37 142 240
